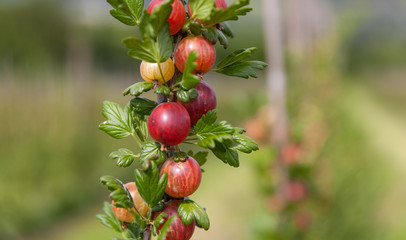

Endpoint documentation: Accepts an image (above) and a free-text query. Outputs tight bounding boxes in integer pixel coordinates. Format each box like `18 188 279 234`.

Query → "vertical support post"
262 0 289 202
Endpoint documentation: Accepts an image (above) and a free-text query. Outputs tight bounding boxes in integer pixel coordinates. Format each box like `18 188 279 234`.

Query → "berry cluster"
97 0 266 239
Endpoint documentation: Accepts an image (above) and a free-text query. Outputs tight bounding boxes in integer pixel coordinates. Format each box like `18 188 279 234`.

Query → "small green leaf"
220 22 234 38
188 88 199 100
180 51 201 90
211 140 239 167
193 151 209 166
139 141 166 165
99 101 136 139
233 134 259 153
134 161 168 208
173 151 188 162
214 48 268 79
157 216 176 240
153 212 168 228
110 9 136 26
123 82 154 96
189 0 214 20
154 85 171 95
130 97 158 115
97 202 124 233
202 0 252 26
202 27 228 49
176 90 190 103
100 176 134 210
194 110 234 149
109 148 135 167
148 0 173 37
124 0 144 21
178 200 210 230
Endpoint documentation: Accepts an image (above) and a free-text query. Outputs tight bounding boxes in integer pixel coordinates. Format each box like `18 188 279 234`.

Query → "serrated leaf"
124 0 144 21
233 134 259 153
202 0 252 26
97 202 124 233
148 0 173 37
110 148 135 167
178 200 210 230
154 85 171 95
220 22 234 38
194 110 234 149
123 82 154 96
139 141 166 165
110 9 136 26
157 216 176 240
130 97 158 115
216 60 268 78
134 161 168 208
202 27 228 49
188 151 208 166
100 176 134 210
99 101 136 139
189 0 214 20
214 48 268 79
123 4 173 63
180 51 200 90
132 110 149 142
211 140 239 167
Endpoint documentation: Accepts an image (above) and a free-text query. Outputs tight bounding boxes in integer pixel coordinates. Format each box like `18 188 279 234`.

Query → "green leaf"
153 212 168 228
96 202 124 233
100 176 134 210
124 0 144 21
148 0 173 37
110 9 136 26
106 0 143 25
130 97 158 115
214 48 268 79
176 90 190 103
173 151 188 162
154 85 171 95
157 216 176 240
189 0 214 20
188 88 199 100
109 148 136 167
211 140 239 167
134 161 168 208
139 141 166 165
123 82 153 96
99 101 136 139
178 200 210 230
132 110 149 142
180 51 200 90
202 0 252 26
194 110 234 149
232 134 259 153
202 27 228 49
188 150 209 166
220 22 234 38
123 4 173 63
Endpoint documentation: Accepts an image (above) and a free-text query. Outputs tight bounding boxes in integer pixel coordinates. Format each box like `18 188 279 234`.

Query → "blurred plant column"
262 0 289 204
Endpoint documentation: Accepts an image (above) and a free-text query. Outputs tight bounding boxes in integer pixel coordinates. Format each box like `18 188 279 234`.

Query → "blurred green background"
1 0 406 239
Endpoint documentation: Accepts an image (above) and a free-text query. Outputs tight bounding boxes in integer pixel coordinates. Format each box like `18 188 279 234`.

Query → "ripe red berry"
147 0 186 35
178 81 217 125
174 35 216 74
148 102 191 146
160 157 202 198
156 200 195 240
